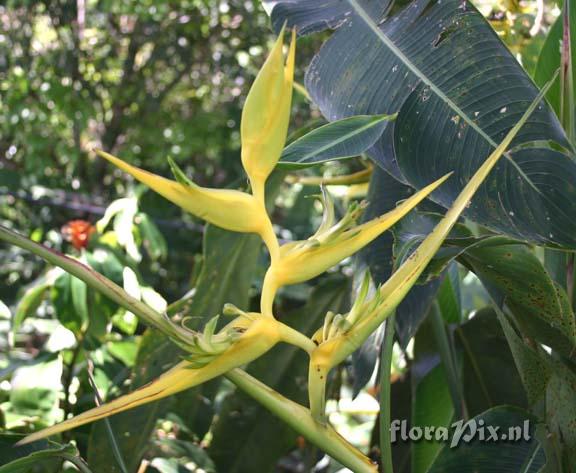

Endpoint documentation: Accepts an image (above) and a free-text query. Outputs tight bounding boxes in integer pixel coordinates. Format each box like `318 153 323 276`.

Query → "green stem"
61 455 94 473
225 368 377 473
379 314 395 473
567 254 574 309
86 359 129 473
0 224 195 351
308 356 329 423
430 301 467 420
277 321 316 354
560 0 575 145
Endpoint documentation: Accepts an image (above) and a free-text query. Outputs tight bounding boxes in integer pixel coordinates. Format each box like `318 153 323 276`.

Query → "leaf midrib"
285 114 389 163
346 0 550 199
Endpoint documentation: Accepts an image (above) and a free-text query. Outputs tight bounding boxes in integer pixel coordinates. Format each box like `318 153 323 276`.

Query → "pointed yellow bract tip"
266 173 451 288
241 28 296 196
17 314 282 445
96 149 269 235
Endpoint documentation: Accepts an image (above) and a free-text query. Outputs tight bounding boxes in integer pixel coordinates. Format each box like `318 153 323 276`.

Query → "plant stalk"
430 301 467 420
379 314 396 473
0 224 194 350
225 368 377 473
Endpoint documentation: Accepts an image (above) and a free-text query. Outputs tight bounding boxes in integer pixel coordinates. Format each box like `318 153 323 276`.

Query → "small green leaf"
279 114 394 168
136 212 167 261
12 282 49 335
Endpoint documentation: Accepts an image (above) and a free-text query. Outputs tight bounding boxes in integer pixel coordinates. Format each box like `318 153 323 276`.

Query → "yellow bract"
19 314 281 445
97 150 270 236
241 28 296 199
260 173 451 316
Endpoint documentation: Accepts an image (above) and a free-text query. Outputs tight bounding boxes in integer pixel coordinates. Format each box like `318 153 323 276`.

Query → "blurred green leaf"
7 357 63 429
428 406 544 473
13 280 51 336
534 3 576 121
149 439 216 473
136 213 167 261
412 364 454 473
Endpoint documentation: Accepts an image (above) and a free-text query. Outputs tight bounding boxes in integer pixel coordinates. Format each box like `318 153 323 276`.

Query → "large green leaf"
456 308 527 416
460 243 576 359
411 364 454 473
428 406 544 472
498 312 552 407
279 114 393 168
208 276 349 473
269 0 576 248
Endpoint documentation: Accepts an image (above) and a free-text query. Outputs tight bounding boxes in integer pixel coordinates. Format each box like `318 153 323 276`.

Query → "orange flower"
62 220 96 250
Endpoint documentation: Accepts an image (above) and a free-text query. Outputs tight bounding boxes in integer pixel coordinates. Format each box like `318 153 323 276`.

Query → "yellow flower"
241 27 296 199
18 313 282 445
96 150 270 237
260 174 451 315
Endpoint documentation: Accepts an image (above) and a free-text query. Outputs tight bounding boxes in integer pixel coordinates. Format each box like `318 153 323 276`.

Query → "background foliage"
0 0 571 472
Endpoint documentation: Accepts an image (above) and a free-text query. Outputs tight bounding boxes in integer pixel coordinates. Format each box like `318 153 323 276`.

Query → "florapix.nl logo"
390 418 531 448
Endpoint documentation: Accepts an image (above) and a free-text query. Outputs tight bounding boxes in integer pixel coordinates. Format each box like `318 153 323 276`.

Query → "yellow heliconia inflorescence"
7 23 553 467
10 21 551 470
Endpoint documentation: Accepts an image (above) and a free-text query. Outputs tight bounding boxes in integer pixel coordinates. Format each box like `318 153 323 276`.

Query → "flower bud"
241 28 296 195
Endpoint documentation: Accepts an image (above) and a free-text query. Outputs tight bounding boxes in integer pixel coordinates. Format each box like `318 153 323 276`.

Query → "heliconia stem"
260 269 279 318
308 354 330 423
226 368 377 473
260 217 280 264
